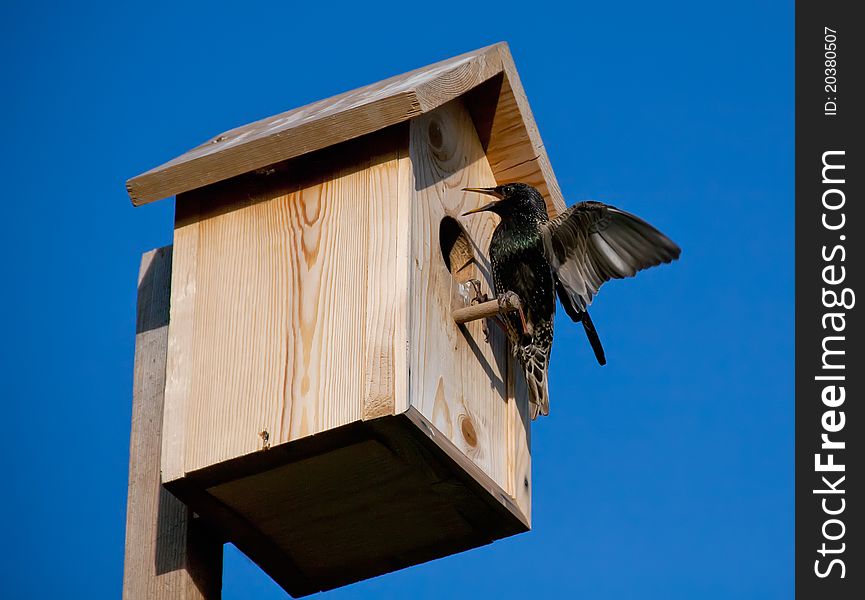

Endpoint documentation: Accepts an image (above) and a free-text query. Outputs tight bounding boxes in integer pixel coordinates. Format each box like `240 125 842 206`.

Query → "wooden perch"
453 294 523 325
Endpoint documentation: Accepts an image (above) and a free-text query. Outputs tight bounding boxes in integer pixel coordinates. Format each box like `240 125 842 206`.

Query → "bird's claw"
498 291 529 337
466 279 494 342
497 291 519 310
467 278 488 305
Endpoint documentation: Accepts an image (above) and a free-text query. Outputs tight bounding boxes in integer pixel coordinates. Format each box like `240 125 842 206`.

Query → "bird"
462 183 680 419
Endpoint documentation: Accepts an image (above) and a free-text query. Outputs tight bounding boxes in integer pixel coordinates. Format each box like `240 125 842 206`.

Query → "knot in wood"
459 415 478 448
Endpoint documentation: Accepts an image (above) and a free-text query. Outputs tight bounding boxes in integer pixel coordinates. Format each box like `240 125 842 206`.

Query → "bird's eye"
504 185 513 195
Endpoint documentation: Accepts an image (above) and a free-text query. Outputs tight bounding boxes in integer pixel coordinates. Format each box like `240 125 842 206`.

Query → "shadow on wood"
124 247 222 599
166 408 528 596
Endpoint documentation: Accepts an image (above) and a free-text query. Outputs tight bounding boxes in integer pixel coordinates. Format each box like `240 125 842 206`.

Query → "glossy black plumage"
463 183 680 419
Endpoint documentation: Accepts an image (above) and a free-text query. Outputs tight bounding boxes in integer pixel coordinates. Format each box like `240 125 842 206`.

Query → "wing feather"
541 202 681 311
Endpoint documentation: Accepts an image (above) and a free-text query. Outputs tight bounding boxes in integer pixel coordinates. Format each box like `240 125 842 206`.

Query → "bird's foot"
497 290 519 310
498 291 529 337
465 279 494 342
467 278 489 305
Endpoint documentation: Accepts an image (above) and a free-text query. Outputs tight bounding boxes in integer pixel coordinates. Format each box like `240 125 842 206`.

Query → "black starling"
463 183 680 419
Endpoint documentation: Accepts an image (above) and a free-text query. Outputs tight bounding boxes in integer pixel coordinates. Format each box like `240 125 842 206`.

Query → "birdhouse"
127 42 565 596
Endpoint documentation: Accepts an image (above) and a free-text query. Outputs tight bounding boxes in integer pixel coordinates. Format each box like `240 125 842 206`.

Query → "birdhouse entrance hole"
440 216 474 283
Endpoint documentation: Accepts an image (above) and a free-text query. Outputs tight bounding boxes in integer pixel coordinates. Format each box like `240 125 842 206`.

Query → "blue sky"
1 1 792 598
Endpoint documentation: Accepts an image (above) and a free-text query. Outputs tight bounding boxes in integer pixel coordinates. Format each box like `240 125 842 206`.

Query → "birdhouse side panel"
162 131 408 480
406 98 531 519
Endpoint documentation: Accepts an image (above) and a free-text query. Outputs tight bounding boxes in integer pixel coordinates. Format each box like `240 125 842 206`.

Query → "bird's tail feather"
581 310 606 366
520 345 550 419
556 281 606 366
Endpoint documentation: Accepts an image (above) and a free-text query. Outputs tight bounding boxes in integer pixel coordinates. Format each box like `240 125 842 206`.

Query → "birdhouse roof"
126 42 565 216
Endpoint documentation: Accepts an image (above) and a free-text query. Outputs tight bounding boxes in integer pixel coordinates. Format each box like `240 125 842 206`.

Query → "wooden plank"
162 199 199 484
406 98 516 495
392 141 412 416
123 247 223 599
482 45 566 217
162 130 406 480
362 129 410 420
126 43 564 219
185 412 528 596
127 44 504 206
402 407 529 528
208 439 471 584
167 475 319 598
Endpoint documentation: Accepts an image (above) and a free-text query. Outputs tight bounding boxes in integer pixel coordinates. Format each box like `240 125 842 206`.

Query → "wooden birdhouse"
126 42 565 596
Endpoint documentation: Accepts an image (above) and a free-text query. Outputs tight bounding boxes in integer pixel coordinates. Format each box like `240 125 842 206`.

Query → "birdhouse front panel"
162 128 411 480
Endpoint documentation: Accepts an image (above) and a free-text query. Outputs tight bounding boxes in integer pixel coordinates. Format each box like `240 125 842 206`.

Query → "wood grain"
162 199 199 483
393 142 412 417
406 98 530 499
126 43 564 219
482 45 566 218
163 130 405 479
402 407 528 527
124 247 222 599
362 137 410 420
127 44 503 206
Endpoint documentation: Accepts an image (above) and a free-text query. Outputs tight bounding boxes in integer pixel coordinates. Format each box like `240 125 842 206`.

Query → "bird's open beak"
462 187 502 215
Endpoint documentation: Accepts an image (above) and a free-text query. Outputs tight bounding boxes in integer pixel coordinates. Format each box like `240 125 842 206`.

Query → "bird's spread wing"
541 201 681 311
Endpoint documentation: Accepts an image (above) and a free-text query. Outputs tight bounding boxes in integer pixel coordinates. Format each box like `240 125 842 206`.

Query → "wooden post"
123 247 223 599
